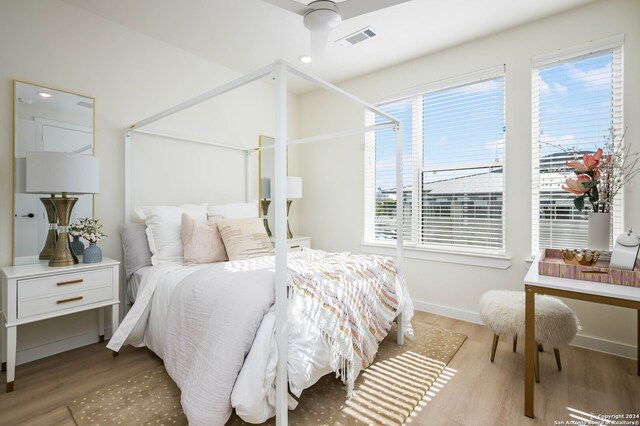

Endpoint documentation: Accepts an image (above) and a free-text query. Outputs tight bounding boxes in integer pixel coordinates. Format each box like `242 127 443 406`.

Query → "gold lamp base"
49 195 78 267
287 199 293 239
39 196 58 260
260 199 272 237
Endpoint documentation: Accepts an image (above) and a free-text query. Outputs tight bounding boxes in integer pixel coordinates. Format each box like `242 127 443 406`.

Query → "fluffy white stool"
479 290 579 382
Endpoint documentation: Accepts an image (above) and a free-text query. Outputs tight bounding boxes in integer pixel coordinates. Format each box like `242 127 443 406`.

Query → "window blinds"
531 40 624 253
365 67 506 254
365 99 414 242
421 76 505 253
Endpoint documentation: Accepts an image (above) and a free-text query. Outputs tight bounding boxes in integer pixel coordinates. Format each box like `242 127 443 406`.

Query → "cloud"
539 79 567 96
553 83 568 94
540 79 551 96
564 62 612 91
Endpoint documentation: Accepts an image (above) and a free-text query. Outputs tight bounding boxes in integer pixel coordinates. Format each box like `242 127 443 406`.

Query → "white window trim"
365 65 508 257
531 34 624 67
361 242 512 270
531 37 624 254
369 65 506 105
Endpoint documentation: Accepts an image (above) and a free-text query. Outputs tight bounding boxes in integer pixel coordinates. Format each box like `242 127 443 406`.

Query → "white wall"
297 0 640 358
0 0 298 363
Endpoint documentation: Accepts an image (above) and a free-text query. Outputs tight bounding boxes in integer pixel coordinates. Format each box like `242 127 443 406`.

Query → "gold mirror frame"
12 80 96 266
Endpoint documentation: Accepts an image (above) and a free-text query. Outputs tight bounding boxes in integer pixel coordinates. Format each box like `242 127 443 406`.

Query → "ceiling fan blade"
338 0 411 20
262 0 310 16
310 30 329 60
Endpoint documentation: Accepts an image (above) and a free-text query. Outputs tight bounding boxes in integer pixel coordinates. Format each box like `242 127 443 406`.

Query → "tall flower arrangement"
562 128 639 213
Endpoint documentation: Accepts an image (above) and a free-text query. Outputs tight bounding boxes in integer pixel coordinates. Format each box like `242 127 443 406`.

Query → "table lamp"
287 176 302 239
26 151 100 267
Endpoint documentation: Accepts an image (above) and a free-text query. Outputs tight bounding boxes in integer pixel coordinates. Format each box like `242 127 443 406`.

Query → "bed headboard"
124 129 258 223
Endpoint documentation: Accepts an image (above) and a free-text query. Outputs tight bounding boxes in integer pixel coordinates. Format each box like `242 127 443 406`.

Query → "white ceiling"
62 0 596 93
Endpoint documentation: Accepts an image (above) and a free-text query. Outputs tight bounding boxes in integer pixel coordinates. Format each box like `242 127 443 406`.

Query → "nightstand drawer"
270 236 311 252
286 240 310 251
17 269 112 300
18 285 113 319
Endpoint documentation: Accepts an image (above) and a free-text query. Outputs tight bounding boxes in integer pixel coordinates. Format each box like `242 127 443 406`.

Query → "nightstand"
270 235 311 252
1 258 120 392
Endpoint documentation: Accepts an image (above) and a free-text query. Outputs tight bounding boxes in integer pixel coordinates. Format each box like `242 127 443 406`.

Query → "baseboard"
16 326 112 365
413 299 637 360
570 334 638 360
413 300 483 325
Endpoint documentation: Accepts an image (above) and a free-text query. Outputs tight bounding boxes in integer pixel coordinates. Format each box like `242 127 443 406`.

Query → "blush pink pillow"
181 213 228 265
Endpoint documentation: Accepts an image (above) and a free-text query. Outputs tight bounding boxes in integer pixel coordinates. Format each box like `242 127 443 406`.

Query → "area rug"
69 322 466 426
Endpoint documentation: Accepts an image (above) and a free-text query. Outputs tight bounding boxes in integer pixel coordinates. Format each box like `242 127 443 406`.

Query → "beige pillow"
217 218 274 261
181 214 228 265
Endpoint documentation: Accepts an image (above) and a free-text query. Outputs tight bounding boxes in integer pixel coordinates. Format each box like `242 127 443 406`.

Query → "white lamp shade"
262 178 271 199
26 151 100 194
287 176 302 199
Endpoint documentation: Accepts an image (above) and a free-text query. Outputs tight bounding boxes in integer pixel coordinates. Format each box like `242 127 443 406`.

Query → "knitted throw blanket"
287 249 401 396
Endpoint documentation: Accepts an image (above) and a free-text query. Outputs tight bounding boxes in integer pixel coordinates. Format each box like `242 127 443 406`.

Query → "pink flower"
562 175 592 195
584 148 603 168
566 148 603 172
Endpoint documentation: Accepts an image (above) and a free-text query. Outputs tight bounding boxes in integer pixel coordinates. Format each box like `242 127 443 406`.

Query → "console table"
523 254 640 419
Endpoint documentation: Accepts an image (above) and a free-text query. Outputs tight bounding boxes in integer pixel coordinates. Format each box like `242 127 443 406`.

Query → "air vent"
336 26 377 47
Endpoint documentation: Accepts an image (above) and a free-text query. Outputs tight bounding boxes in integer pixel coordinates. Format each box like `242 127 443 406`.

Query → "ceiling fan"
262 0 411 60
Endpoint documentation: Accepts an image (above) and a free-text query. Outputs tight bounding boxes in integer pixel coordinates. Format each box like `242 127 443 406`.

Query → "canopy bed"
110 59 409 425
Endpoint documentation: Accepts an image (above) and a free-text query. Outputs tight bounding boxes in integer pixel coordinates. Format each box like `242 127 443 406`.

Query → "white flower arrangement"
69 218 107 243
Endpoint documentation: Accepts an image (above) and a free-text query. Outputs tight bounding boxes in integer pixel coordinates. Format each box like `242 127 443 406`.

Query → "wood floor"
1 312 638 425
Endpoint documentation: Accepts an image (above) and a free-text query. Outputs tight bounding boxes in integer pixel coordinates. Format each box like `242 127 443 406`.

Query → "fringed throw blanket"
287 249 402 395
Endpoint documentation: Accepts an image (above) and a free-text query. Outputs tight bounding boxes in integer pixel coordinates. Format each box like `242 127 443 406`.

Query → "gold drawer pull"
290 245 300 249
582 270 608 275
57 296 83 304
57 279 83 286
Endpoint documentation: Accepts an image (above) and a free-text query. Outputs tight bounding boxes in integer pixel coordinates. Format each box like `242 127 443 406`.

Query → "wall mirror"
13 81 95 265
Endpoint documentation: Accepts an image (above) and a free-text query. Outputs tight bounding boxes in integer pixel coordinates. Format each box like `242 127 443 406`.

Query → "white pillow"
207 201 259 219
135 204 208 265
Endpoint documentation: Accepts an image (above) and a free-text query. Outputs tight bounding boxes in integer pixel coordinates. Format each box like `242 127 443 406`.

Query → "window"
532 36 624 253
365 66 506 255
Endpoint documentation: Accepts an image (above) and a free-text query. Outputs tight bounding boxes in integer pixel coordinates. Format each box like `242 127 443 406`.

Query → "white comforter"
108 253 414 425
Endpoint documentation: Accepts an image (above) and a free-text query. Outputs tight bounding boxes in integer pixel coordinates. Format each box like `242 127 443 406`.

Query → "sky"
374 51 615 193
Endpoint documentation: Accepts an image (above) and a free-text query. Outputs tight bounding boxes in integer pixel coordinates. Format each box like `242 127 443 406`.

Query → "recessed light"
298 55 312 64
37 92 51 98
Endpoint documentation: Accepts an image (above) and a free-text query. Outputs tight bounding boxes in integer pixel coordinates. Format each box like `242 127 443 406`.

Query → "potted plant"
76 218 107 264
562 128 639 250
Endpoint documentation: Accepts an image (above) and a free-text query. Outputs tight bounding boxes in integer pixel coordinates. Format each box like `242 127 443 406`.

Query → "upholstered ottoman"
479 290 579 382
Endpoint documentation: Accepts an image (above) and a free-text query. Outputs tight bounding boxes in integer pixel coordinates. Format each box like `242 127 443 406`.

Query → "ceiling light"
298 55 312 64
38 92 51 98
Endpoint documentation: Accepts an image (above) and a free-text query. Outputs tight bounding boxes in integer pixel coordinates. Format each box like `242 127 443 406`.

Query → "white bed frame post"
124 129 132 224
273 60 289 426
395 124 404 346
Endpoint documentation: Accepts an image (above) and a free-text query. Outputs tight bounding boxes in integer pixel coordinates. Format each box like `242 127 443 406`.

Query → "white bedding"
108 252 413 425
126 265 152 303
